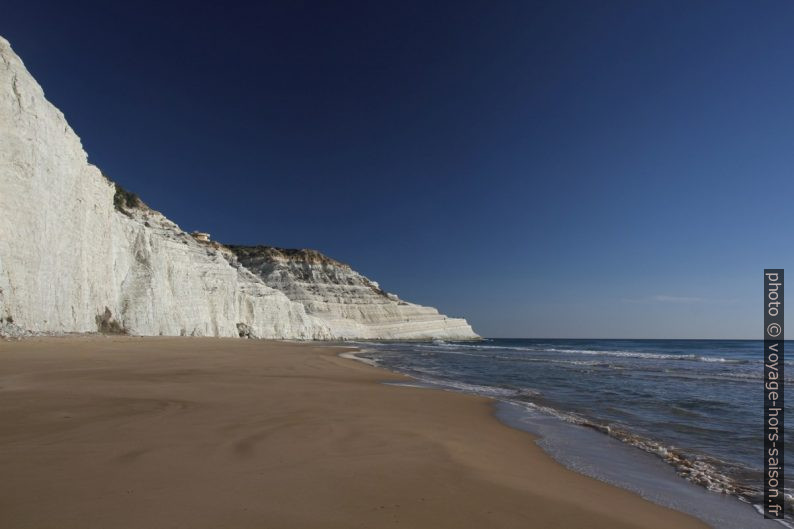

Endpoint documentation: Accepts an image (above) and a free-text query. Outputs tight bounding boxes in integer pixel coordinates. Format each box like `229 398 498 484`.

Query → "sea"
345 338 791 529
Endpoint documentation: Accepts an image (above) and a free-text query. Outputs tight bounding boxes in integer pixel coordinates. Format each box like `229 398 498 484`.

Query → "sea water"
350 339 792 528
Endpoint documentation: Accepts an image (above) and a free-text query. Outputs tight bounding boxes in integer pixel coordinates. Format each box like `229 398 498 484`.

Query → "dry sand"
0 337 708 529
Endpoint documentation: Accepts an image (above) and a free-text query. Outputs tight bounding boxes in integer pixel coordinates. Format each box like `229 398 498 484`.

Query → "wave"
543 347 749 364
395 341 751 364
659 370 794 385
506 400 772 509
396 346 755 372
422 379 540 399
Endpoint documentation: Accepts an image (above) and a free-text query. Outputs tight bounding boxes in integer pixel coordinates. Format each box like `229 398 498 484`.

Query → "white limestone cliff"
0 36 478 340
0 35 332 339
228 246 479 340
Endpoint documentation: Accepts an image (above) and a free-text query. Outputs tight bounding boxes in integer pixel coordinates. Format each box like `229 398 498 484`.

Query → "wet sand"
0 336 709 528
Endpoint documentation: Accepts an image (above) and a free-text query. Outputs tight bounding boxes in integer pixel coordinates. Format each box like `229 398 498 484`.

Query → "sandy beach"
0 337 708 529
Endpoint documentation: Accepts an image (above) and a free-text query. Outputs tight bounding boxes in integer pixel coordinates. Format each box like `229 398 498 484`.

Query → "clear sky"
3 1 793 338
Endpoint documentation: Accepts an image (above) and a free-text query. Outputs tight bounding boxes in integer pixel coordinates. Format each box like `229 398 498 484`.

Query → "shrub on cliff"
113 183 141 211
100 171 142 211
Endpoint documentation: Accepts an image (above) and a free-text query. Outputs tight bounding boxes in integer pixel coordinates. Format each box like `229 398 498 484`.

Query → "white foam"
404 342 748 364
338 350 379 367
545 348 744 363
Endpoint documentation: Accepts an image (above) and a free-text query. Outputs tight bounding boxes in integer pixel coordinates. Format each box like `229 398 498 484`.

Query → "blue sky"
3 1 793 338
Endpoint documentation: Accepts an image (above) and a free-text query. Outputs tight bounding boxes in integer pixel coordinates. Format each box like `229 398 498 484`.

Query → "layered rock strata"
229 246 478 340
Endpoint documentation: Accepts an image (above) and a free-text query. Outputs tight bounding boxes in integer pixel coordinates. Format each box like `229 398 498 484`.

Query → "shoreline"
345 344 787 529
0 336 708 528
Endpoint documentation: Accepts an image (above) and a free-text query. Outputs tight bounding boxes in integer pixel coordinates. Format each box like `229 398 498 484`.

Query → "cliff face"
229 246 479 340
0 37 331 339
0 36 478 341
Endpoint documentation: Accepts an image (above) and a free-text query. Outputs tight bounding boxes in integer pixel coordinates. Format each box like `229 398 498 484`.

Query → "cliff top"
226 245 351 268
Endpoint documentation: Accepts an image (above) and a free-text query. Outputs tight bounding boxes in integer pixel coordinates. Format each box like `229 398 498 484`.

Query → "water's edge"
337 348 786 529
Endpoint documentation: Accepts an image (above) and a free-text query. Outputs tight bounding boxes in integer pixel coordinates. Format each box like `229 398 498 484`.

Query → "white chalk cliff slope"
0 37 478 340
230 246 478 340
